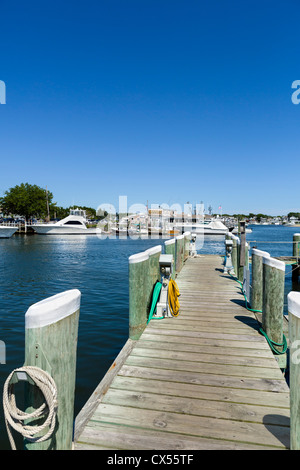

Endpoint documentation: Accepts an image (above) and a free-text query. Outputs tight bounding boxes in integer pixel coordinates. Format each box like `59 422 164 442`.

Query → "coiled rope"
3 366 58 450
168 279 180 317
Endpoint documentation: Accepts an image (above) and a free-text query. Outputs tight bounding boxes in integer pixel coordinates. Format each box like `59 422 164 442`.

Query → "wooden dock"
74 255 290 450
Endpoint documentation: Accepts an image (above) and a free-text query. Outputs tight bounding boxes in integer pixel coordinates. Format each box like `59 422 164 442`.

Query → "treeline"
287 212 300 219
53 205 97 220
0 183 99 221
221 212 299 220
219 213 273 220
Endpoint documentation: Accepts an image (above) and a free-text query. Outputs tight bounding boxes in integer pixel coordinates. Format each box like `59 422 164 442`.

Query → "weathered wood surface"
74 255 290 450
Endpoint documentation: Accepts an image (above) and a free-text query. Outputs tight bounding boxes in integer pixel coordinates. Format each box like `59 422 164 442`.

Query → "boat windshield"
70 209 86 217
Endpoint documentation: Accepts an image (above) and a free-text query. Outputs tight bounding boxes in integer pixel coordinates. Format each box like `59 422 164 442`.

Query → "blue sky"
0 0 299 215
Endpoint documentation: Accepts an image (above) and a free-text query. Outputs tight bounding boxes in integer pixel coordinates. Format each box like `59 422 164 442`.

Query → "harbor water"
0 225 299 449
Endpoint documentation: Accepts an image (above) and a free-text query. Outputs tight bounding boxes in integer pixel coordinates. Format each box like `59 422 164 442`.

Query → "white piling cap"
129 251 149 264
288 292 300 319
146 245 162 256
263 256 285 272
176 234 185 240
252 248 270 258
165 238 176 245
25 289 81 329
229 234 238 242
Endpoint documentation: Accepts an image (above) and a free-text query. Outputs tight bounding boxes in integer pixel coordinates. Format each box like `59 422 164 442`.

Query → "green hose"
225 259 287 356
147 281 163 324
259 327 287 355
228 271 263 314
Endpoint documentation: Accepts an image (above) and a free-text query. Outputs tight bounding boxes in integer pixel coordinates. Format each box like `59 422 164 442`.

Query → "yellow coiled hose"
168 279 180 317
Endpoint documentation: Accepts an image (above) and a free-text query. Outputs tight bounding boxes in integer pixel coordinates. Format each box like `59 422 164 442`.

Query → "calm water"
0 225 299 449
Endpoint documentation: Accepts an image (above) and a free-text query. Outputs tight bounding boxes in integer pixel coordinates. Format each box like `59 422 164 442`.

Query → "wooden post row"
129 234 191 340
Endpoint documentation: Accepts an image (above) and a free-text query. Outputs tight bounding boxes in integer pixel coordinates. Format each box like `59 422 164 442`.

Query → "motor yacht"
0 225 18 238
175 219 229 235
31 209 102 235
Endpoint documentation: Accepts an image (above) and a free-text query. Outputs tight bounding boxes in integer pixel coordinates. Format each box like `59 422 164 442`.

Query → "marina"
0 225 300 450
1 0 299 454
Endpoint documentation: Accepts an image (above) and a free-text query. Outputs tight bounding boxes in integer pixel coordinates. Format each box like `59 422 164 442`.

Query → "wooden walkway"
74 255 290 450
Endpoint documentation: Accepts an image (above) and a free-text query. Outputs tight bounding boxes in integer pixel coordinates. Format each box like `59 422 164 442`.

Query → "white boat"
127 227 148 237
111 225 128 236
32 209 102 235
0 225 18 238
175 219 229 235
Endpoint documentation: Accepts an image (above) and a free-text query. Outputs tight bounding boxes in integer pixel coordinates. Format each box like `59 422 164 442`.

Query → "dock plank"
74 255 290 450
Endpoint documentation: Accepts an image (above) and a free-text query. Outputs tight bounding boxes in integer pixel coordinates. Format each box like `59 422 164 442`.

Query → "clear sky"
0 0 299 215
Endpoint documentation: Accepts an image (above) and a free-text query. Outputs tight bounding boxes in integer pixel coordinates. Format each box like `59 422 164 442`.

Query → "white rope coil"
3 366 58 450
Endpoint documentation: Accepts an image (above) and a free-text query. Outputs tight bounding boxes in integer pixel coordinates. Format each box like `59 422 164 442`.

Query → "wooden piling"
146 245 161 286
129 251 150 340
24 289 81 450
145 245 162 313
239 221 246 269
236 237 244 282
175 235 184 274
262 257 285 353
231 235 238 277
288 291 300 450
293 233 300 259
224 239 234 274
251 248 270 313
292 234 300 283
165 238 176 279
183 232 191 261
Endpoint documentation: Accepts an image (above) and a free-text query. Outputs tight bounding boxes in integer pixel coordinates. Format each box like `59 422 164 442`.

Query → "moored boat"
175 219 229 235
0 225 18 238
31 209 102 235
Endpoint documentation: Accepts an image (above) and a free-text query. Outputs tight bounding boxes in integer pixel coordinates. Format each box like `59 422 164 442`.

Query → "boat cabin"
70 208 87 218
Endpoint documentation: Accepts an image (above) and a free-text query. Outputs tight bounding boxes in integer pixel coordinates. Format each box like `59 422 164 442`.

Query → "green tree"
49 204 69 220
288 212 300 219
0 183 53 221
